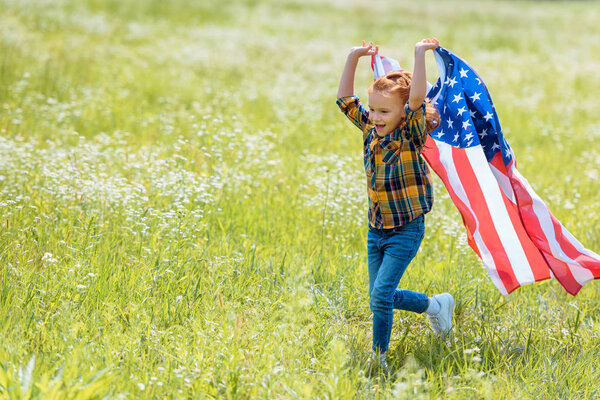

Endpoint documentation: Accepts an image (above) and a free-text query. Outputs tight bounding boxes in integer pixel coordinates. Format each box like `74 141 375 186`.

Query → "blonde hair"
368 71 441 136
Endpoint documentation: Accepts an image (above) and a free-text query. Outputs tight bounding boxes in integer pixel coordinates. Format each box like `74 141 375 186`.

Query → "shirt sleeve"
404 101 427 149
336 95 371 133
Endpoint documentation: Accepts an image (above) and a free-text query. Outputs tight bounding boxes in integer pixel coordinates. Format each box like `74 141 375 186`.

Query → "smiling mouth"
375 124 385 131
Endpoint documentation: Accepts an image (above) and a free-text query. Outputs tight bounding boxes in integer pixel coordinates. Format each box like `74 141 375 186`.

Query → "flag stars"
459 68 469 78
475 78 482 85
470 92 481 102
448 77 458 88
462 120 471 130
491 143 500 151
436 129 445 138
465 132 474 140
483 111 494 122
453 133 460 142
446 118 454 128
469 109 477 118
479 128 488 137
452 93 463 104
457 106 467 116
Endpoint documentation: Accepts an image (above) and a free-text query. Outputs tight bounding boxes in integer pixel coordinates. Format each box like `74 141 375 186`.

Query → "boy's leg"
369 217 424 353
393 289 429 313
367 229 384 298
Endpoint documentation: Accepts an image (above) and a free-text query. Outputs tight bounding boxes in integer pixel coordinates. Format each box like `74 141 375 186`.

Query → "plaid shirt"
337 95 433 229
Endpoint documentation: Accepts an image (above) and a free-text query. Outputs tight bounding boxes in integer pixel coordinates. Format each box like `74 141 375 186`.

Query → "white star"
483 111 494 122
452 93 463 104
448 77 458 88
436 129 445 138
479 128 488 137
444 77 451 85
456 106 466 116
476 78 482 85
446 118 454 128
491 143 500 151
465 132 474 140
470 92 481 102
453 133 460 142
469 109 476 118
459 68 469 78
466 139 473 146
462 120 471 130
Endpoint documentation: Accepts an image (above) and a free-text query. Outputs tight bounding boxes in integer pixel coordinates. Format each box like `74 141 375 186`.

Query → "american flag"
373 48 600 295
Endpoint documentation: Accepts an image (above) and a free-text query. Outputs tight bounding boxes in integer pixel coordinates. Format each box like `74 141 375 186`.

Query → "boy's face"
368 90 405 137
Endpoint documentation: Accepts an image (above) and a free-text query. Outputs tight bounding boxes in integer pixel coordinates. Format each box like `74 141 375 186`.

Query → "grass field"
1 0 600 398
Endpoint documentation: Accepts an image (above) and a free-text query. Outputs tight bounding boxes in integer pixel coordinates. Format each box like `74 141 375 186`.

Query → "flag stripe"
557 224 600 273
488 153 551 282
498 192 551 282
507 165 594 293
548 213 596 282
489 156 516 203
464 147 540 285
452 146 522 292
426 139 509 295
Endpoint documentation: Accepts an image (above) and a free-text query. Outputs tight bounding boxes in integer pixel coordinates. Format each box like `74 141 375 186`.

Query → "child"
336 39 454 374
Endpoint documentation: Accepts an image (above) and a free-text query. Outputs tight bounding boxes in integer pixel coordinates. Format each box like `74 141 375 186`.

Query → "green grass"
1 0 600 398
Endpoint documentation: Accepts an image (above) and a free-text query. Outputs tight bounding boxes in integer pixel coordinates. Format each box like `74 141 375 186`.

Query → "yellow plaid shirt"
337 95 433 229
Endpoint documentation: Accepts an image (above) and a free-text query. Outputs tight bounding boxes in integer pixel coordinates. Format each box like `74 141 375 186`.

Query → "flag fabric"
372 47 600 295
372 55 403 79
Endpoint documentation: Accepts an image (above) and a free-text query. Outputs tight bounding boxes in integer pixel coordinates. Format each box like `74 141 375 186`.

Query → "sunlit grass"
1 0 600 398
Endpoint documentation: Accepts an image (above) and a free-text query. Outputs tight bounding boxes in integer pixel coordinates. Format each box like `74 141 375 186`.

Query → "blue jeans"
368 214 429 353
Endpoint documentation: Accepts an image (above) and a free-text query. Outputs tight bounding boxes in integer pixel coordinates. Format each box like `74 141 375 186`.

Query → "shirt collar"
370 124 405 148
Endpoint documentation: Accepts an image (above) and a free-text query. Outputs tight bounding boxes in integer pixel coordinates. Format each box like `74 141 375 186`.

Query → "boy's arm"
408 38 439 111
337 41 378 99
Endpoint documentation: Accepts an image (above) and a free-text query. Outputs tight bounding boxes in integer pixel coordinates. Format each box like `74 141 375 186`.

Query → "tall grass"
1 0 600 398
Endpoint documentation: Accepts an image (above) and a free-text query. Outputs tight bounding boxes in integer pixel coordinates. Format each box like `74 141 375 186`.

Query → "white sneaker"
427 293 454 337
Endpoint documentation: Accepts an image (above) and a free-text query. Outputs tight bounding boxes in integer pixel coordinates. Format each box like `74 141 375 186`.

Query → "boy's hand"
415 37 440 52
337 41 378 99
349 40 379 58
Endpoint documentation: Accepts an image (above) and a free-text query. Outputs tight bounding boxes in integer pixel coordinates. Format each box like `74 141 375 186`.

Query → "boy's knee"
370 287 392 311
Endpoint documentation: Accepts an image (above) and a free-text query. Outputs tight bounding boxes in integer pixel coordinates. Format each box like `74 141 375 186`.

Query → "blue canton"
427 47 514 165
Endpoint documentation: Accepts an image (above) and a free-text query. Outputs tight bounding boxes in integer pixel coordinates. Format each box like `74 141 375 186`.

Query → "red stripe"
548 213 600 274
505 163 584 295
450 147 521 293
424 139 520 293
542 251 583 296
499 193 551 281
489 154 550 282
423 139 481 258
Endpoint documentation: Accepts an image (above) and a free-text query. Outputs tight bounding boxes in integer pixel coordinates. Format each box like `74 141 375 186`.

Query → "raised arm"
337 41 379 99
408 38 439 111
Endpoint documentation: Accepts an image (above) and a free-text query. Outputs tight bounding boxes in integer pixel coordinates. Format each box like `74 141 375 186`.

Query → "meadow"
1 0 600 398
